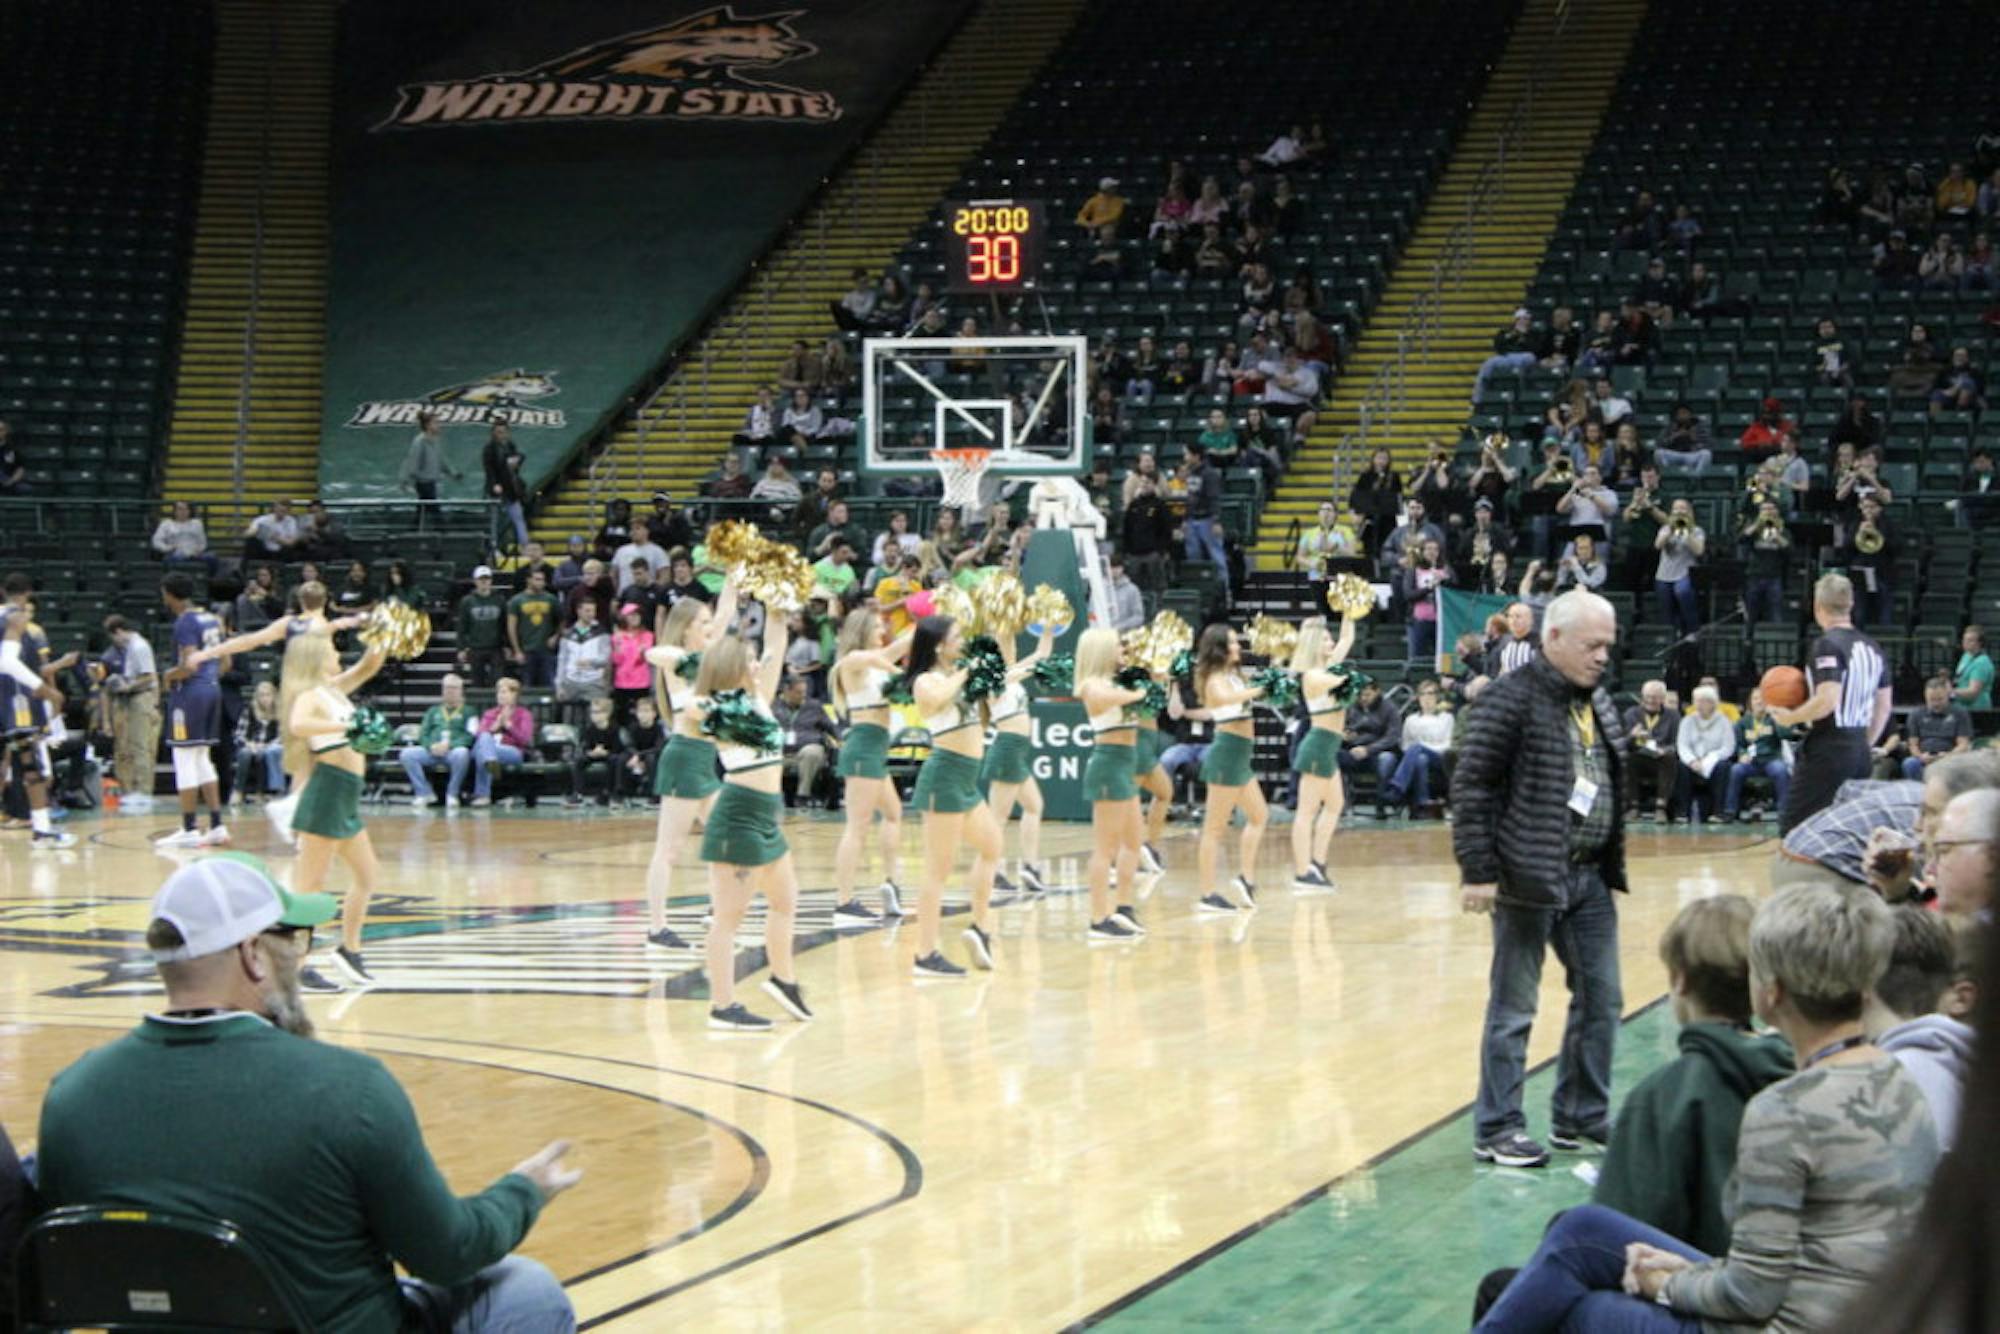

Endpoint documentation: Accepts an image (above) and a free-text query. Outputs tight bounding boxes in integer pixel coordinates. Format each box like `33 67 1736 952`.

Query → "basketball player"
157 574 230 848
828 608 912 926
0 573 76 849
1768 572 1892 834
1288 616 1358 891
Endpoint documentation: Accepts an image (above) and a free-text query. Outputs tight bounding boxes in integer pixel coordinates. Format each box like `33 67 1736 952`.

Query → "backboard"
859 334 1088 480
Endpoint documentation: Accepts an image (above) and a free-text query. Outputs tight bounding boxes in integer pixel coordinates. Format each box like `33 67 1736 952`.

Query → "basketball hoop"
930 447 993 511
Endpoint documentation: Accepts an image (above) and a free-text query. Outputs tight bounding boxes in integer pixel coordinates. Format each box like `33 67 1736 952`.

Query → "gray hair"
1543 589 1614 637
1750 881 1894 1024
1943 787 2000 844
440 672 464 690
1926 750 2000 803
1814 571 1854 615
1692 684 1719 705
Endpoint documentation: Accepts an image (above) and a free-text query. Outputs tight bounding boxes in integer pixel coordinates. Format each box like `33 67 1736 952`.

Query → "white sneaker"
199 825 231 847
445 795 461 811
154 828 205 849
121 793 155 813
265 793 298 842
409 793 431 807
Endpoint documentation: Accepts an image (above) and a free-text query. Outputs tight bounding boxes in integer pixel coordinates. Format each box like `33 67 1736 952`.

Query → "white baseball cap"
148 853 337 962
472 565 494 579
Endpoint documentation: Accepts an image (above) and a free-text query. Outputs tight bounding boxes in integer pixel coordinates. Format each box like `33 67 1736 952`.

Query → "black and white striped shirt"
1496 634 1538 677
1808 626 1887 734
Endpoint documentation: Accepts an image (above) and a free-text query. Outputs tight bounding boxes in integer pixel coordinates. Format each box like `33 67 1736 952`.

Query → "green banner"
1018 528 1094 820
319 1 971 503
1436 587 1511 676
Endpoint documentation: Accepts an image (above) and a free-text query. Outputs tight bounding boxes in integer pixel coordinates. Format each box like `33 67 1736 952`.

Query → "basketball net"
930 447 992 512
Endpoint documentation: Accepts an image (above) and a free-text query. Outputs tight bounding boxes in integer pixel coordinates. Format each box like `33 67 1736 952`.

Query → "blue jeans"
521 648 556 689
1385 745 1444 809
401 744 472 800
1338 746 1400 807
1406 617 1437 664
1901 755 1930 781
1159 741 1208 799
471 735 524 799
233 745 284 796
1475 1204 1704 1333
497 500 529 549
1743 576 1783 626
1475 866 1622 1145
401 1254 576 1333
1184 517 1229 598
1473 350 1537 402
1724 758 1790 815
1654 576 1698 636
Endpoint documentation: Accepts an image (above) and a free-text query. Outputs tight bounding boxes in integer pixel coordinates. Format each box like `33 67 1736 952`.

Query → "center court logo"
346 369 568 429
378 6 843 130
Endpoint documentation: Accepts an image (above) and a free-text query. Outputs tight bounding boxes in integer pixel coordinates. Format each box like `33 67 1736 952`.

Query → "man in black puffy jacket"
1451 589 1627 1169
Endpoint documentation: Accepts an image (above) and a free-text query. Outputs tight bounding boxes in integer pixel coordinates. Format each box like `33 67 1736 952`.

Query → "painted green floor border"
1078 1000 1679 1331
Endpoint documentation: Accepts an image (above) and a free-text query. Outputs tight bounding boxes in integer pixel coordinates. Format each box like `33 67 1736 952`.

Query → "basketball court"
1 811 1771 1327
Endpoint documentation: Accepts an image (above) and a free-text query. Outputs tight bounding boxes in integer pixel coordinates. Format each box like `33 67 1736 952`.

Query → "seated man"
1336 680 1402 817
1888 675 1971 781
33 854 581 1331
1776 751 2000 899
1673 685 1737 824
1867 906 1974 1150
1382 679 1452 818
1722 687 1793 822
773 676 835 808
1621 679 1680 820
399 672 475 807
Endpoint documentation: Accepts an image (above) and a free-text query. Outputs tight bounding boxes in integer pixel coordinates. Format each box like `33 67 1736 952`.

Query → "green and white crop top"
844 664 896 711
1086 699 1136 736
920 680 979 736
307 686 354 753
718 700 782 773
1305 672 1347 717
1209 672 1251 723
663 650 699 715
990 680 1029 724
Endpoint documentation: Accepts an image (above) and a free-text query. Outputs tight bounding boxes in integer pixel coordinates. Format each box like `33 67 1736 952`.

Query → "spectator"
1874 227 1921 290
1347 448 1402 557
1590 376 1633 430
469 677 534 808
779 387 823 451
1074 176 1125 232
1454 499 1512 582
400 673 475 807
1632 254 1676 309
381 560 425 613
1384 679 1453 817
1338 680 1402 817
1739 498 1792 626
1980 164 2000 220
1411 448 1461 526
99 615 160 809
1192 222 1231 276
454 565 508 687
0 419 24 495
1472 308 1539 403
1623 679 1681 822
1473 882 1936 1332
1891 675 1972 780
232 679 284 802
733 385 779 453
241 497 302 563
1611 298 1655 365
618 697 666 808
1555 464 1617 547
1589 896 1793 1256
811 539 859 602
506 567 560 688
1380 497 1446 572
397 412 461 523
1918 234 1964 292
1827 393 1882 453
1399 538 1449 662
234 564 283 632
1737 396 1795 454
1886 321 1943 397
1841 494 1894 628
704 452 753 500
332 559 376 615
551 535 589 595
773 676 835 807
1675 684 1737 824
565 558 614 629
479 422 517 518
151 499 211 568
1120 473 1175 610
1181 444 1228 603
1930 345 1987 414
566 695 622 806
1298 500 1359 583
1931 787 2000 918
1936 161 1978 221
32 856 581 1332
1083 224 1122 279
1568 420 1612 476
1773 432 1810 511
792 468 842 540
749 455 803 520
1725 688 1794 822
1953 624 1993 708
1651 402 1713 476
805 499 863 562
1664 203 1703 256
1612 189 1663 250
828 272 877 333
1867 906 1973 1149
608 603 653 722
1962 231 1995 291
591 498 633 559
554 599 611 720
1270 175 1304 235
1554 532 1606 592
1652 499 1705 636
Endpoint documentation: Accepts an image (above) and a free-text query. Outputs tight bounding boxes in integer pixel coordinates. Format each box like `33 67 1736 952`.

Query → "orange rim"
929 448 993 467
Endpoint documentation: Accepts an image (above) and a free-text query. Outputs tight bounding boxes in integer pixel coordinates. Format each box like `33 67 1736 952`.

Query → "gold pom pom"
360 601 432 661
741 539 816 614
1327 573 1376 619
1025 584 1073 635
971 571 1027 639
1246 613 1299 661
1120 609 1193 673
706 519 763 570
932 581 976 629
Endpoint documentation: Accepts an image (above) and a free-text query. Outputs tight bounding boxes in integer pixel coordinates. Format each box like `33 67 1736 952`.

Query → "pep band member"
1194 623 1268 914
1076 628 1148 939
981 630 1053 896
280 629 389 988
1289 616 1357 891
641 572 738 950
694 620 812 1032
829 608 913 926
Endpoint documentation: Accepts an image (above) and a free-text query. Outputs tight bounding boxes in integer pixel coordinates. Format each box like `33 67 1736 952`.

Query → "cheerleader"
829 608 913 926
279 629 389 987
1074 629 1147 939
1132 683 1174 876
1288 616 1357 892
980 629 1055 895
641 572 739 950
694 618 812 1032
901 614 1017 976
1193 623 1268 914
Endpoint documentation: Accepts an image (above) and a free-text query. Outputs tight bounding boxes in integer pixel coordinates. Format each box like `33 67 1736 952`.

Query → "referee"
1769 573 1892 833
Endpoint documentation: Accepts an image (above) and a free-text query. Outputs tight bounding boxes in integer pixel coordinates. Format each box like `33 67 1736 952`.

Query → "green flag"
1437 587 1512 675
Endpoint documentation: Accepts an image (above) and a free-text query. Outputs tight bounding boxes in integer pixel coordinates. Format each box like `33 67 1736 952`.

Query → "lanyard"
1803 1034 1868 1070
1570 702 1596 749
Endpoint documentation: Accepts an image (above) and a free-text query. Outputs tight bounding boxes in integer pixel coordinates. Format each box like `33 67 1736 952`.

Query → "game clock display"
945 199 1045 292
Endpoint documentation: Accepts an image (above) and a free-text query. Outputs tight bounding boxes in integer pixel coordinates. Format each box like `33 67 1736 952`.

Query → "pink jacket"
611 629 654 690
477 704 534 750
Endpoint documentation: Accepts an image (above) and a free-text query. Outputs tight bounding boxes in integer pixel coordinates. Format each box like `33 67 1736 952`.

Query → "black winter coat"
1450 654 1628 907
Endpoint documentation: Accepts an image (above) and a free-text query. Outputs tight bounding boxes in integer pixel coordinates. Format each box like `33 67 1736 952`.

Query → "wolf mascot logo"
347 370 567 428
381 7 842 129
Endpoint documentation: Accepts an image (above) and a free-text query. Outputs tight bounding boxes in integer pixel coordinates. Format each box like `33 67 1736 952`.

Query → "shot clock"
945 199 1045 293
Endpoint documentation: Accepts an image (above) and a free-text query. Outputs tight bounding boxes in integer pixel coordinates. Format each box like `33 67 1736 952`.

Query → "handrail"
231 10 280 530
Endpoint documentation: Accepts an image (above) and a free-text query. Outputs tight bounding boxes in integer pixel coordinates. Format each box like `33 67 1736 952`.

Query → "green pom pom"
1113 665 1167 719
1033 653 1074 694
886 679 915 707
960 635 1008 704
1169 649 1194 682
1252 666 1300 712
345 706 396 756
1329 668 1374 709
700 688 782 754
674 653 700 683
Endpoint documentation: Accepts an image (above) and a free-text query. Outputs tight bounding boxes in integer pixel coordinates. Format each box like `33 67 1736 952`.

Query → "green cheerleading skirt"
836 721 891 780
1083 742 1139 802
1134 726 1166 773
911 747 984 814
1296 727 1345 779
655 734 722 800
1200 730 1256 788
698 783 788 867
293 763 364 841
980 730 1035 787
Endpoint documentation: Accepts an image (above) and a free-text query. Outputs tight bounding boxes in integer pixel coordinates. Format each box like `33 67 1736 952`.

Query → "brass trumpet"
1549 456 1575 481
1624 487 1655 520
1855 522 1885 554
1670 514 1694 535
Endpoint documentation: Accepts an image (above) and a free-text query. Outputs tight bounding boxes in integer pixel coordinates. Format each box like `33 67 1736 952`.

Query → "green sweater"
1593 1020 1794 1255
36 1014 543 1334
1735 713 1797 764
455 589 509 651
418 703 475 750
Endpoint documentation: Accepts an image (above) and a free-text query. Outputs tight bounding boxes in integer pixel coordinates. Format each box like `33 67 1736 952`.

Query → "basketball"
1759 665 1808 709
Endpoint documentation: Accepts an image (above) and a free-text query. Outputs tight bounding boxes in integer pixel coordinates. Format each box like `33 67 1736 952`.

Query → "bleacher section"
1465 0 2000 700
0 0 211 513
